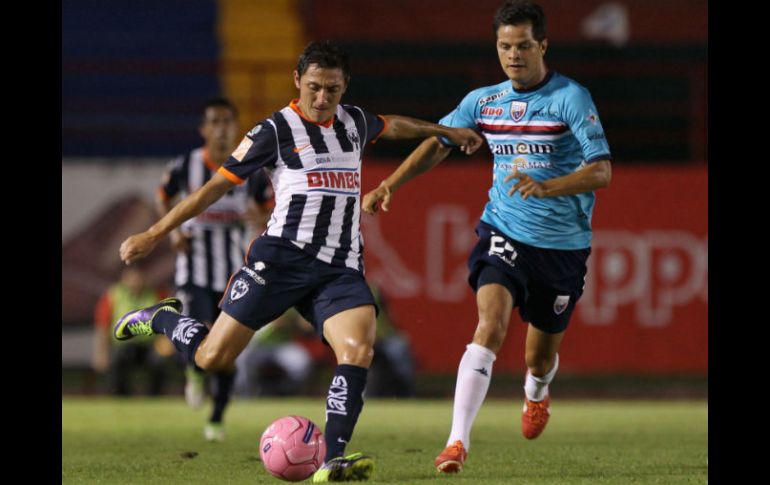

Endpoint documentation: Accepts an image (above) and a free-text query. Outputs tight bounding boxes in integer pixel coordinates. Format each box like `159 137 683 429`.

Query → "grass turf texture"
62 397 707 484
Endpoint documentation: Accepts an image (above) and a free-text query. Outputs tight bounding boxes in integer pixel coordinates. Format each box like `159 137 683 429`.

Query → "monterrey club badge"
511 101 528 122
553 295 570 315
230 278 250 301
347 129 360 151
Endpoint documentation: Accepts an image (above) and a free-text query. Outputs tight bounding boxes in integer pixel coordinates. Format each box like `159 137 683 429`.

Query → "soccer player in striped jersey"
156 97 274 442
363 0 612 474
115 40 483 482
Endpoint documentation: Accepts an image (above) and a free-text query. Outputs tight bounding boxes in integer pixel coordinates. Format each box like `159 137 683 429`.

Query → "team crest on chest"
510 101 528 122
346 129 360 151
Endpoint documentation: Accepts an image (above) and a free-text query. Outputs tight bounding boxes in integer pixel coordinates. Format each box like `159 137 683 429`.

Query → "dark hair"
493 0 547 41
296 40 351 84
201 97 238 122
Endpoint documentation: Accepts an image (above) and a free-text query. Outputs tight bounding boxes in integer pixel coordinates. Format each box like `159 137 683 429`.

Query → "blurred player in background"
366 284 416 398
92 265 177 396
115 41 483 482
363 0 612 473
234 309 315 397
156 97 274 441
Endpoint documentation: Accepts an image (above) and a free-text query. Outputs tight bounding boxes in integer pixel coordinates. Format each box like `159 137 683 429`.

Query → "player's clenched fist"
120 232 158 265
362 182 393 215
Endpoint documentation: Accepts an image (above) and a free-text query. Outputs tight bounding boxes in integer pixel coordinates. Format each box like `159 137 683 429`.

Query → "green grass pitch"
62 397 707 484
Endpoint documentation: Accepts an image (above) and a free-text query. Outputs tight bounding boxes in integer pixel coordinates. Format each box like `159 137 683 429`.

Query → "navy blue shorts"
467 221 590 334
219 236 377 337
176 284 223 325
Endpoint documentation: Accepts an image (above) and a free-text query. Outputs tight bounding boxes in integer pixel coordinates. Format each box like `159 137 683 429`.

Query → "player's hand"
120 232 159 265
362 182 393 215
505 169 547 200
169 229 191 253
445 128 483 155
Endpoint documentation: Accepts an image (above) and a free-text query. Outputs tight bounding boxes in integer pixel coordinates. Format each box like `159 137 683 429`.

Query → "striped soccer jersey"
439 71 612 250
159 147 274 292
219 100 386 272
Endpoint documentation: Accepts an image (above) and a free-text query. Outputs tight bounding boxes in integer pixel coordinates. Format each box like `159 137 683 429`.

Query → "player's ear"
293 70 301 90
540 38 548 57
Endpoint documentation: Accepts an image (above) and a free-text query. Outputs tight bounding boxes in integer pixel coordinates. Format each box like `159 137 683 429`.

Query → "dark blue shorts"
176 284 223 325
467 221 591 334
219 236 377 337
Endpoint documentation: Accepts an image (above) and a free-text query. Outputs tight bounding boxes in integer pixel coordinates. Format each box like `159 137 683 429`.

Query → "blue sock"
324 364 368 462
152 310 209 366
210 370 235 423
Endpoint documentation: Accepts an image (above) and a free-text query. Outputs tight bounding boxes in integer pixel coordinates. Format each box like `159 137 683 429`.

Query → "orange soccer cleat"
522 395 551 439
434 440 468 473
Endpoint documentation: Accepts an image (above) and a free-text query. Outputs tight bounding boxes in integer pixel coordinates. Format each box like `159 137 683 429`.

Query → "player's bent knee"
195 344 237 372
336 341 375 368
525 352 554 376
473 317 508 352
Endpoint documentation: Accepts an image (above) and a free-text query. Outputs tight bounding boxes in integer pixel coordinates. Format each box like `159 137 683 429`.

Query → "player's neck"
511 67 549 92
291 99 335 127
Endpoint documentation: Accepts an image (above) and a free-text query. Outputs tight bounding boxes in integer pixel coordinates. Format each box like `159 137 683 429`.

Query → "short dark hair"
493 0 547 41
296 40 351 84
201 97 238 122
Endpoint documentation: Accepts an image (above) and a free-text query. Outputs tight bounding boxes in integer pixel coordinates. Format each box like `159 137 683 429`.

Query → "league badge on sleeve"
231 137 253 162
511 101 528 122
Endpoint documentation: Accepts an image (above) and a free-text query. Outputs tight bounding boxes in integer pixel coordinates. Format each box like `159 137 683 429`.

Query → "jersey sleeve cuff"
218 166 246 185
370 115 389 144
585 154 612 164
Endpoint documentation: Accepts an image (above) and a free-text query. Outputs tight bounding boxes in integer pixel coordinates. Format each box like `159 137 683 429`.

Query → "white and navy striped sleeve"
158 153 189 201
359 108 386 144
219 121 279 185
341 105 387 145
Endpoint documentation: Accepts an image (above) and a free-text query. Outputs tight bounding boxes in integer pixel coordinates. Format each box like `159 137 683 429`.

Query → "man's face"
294 64 347 123
496 23 548 90
199 106 238 152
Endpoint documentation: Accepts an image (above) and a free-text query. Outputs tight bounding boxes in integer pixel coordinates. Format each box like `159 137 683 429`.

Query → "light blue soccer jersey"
439 71 611 250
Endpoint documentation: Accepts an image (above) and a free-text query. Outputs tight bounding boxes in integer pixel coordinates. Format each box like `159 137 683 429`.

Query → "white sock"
447 343 497 450
524 353 559 402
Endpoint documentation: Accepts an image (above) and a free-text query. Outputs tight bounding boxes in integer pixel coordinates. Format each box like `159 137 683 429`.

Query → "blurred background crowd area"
62 0 707 398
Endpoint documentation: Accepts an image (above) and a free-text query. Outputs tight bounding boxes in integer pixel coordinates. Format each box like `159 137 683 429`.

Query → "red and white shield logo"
511 101 528 122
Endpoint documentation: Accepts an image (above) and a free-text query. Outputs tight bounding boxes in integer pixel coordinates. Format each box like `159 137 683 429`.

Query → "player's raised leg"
436 277 514 473
115 300 255 373
312 305 376 483
521 324 563 439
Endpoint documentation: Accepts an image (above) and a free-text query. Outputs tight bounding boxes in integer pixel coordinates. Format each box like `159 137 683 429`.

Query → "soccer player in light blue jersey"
362 0 611 474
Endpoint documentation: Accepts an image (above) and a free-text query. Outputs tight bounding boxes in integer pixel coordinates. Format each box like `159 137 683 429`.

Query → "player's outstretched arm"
504 159 611 200
380 115 483 155
120 173 235 265
362 136 452 215
155 190 191 253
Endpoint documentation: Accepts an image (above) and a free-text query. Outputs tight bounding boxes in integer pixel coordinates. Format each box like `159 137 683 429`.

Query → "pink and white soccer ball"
260 415 326 481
